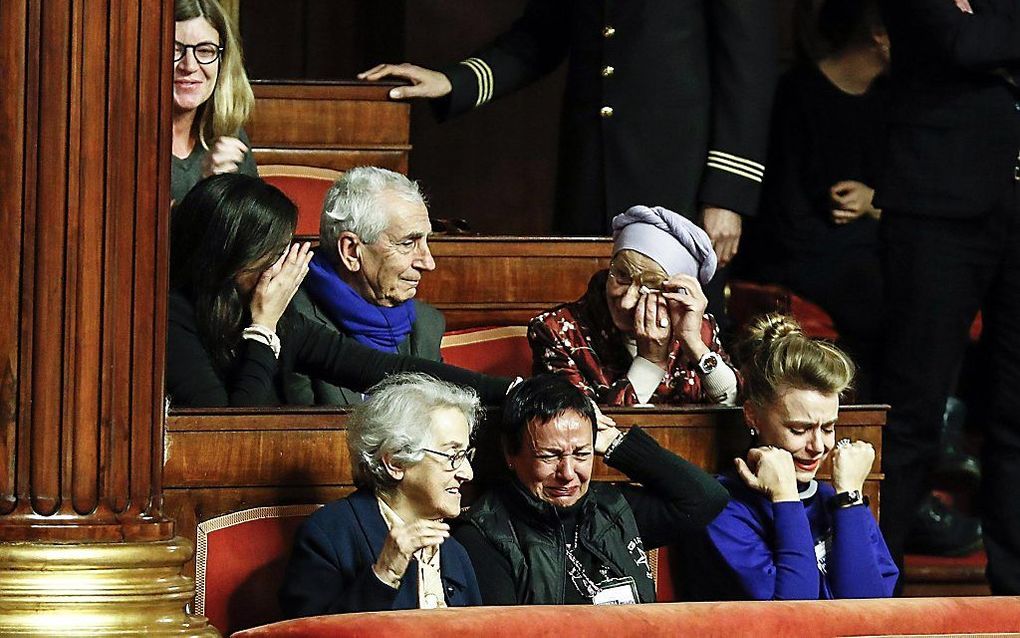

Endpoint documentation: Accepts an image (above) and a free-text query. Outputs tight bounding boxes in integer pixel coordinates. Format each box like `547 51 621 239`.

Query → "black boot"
905 494 983 557
934 396 981 483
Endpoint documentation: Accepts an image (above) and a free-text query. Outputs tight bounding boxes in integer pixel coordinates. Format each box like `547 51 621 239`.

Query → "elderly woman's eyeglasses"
608 264 665 289
423 447 476 471
174 41 224 65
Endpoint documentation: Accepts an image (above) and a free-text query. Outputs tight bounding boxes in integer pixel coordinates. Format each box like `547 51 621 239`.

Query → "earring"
748 427 758 438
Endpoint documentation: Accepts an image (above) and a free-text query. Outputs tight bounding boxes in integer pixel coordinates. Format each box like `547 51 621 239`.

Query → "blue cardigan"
279 489 482 617
681 474 898 600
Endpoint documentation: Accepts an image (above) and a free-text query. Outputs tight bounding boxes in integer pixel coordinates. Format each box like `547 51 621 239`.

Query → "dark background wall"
239 1 800 235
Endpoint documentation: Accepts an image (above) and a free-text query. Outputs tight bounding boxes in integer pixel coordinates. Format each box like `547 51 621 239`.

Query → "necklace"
565 528 601 599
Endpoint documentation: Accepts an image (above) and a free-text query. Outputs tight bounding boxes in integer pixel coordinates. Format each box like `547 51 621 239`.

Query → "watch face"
700 353 718 373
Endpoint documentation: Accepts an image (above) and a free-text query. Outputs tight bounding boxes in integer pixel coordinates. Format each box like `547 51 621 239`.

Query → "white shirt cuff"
627 356 666 404
700 361 739 405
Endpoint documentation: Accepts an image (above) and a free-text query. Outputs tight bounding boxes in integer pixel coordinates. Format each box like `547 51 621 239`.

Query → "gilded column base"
0 537 219 637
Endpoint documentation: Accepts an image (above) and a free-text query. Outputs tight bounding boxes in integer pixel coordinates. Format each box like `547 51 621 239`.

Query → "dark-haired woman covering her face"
680 314 897 600
166 174 511 407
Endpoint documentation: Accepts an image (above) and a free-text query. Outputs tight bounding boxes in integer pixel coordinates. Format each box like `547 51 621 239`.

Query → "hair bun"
759 314 803 344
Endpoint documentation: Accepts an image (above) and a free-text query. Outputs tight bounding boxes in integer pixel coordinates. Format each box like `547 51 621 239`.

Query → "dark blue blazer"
279 489 482 617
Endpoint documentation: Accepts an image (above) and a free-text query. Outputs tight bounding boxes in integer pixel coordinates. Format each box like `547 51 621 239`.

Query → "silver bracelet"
242 324 281 359
602 431 627 462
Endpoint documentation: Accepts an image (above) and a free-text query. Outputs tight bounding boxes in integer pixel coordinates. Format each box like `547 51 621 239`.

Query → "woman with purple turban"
529 205 739 406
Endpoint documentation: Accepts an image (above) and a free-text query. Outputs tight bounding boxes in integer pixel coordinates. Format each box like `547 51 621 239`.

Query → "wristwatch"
833 490 868 509
696 351 720 375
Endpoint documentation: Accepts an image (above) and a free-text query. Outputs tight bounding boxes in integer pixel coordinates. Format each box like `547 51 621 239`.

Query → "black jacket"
439 0 778 234
453 426 729 604
165 289 510 407
876 0 1020 217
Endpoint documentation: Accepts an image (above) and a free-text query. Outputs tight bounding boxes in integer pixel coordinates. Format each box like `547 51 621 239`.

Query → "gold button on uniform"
602 25 616 38
600 106 614 118
601 65 615 77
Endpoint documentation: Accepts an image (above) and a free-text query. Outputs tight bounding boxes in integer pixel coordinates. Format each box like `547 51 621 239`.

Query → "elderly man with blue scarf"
284 166 445 406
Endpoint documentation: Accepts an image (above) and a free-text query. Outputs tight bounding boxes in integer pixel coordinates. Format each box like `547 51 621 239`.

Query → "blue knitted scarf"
303 253 416 353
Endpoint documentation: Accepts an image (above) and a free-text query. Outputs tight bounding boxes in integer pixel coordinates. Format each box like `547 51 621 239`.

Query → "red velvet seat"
232 596 1020 637
440 326 533 378
726 280 839 340
194 504 321 636
259 165 342 237
727 279 984 343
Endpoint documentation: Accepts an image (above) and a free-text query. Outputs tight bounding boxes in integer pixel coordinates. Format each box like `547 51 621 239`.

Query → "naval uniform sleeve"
698 0 779 217
435 0 570 119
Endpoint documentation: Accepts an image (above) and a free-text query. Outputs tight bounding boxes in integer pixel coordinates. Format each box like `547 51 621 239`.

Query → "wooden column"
0 0 215 634
1 0 172 542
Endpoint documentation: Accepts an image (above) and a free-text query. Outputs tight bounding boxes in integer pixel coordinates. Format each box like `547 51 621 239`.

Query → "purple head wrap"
611 205 718 284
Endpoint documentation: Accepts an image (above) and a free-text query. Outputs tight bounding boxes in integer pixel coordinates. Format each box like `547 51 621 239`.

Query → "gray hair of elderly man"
346 372 481 493
318 166 427 266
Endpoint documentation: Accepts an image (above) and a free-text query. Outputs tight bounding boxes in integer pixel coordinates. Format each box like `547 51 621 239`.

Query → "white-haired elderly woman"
529 205 740 406
279 373 482 617
285 165 444 406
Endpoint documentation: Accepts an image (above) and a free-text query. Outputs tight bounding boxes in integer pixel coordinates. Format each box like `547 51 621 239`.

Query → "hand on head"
249 242 313 332
373 519 450 588
592 401 622 455
735 446 800 503
358 63 453 100
831 439 875 493
201 135 249 179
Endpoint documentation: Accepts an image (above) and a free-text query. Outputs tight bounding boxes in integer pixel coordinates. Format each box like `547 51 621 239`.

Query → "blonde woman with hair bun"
680 313 897 600
171 0 257 203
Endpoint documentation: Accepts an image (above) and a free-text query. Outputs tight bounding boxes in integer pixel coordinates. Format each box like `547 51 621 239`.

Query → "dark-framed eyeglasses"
174 41 224 65
422 447 476 471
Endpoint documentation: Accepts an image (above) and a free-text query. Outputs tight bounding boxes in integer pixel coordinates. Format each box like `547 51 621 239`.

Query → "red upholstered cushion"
195 504 321 636
440 326 532 378
232 597 1020 638
727 280 839 340
259 166 342 237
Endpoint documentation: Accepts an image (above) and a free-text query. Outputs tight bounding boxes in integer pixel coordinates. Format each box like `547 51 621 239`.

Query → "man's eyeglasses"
174 41 224 65
423 447 476 471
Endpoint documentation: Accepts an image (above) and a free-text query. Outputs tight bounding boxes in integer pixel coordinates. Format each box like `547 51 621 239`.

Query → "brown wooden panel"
247 81 411 174
249 98 409 147
252 81 401 102
165 431 352 488
253 148 409 173
417 237 613 329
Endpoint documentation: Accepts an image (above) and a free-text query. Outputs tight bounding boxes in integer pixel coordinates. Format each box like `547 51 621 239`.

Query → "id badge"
591 576 638 605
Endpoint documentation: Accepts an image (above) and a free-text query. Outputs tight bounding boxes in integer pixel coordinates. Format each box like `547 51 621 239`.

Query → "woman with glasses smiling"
529 205 739 407
172 0 256 203
280 373 483 616
453 375 728 605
